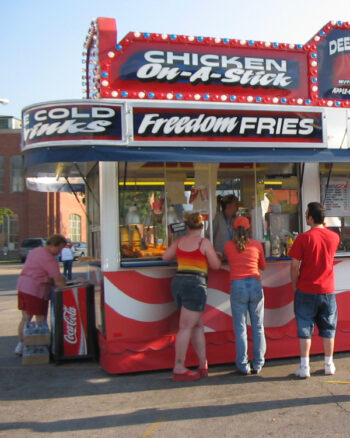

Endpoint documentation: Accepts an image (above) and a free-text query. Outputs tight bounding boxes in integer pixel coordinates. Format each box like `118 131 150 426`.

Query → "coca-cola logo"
63 305 78 344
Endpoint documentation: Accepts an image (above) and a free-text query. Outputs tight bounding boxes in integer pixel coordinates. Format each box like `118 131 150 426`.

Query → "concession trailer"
21 18 350 373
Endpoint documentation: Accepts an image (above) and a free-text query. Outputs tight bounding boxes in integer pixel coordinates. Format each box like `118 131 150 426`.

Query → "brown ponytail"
233 226 249 252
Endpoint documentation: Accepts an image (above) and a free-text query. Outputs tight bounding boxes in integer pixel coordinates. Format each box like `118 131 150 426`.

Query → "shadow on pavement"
1 393 350 434
0 342 325 403
2 326 350 403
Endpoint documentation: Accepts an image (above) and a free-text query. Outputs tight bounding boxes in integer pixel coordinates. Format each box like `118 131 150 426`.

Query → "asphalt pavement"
1 262 350 437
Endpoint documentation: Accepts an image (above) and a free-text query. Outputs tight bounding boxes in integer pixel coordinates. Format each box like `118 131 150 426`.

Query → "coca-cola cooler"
51 282 98 363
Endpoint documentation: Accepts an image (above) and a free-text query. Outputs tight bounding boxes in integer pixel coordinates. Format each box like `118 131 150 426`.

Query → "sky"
1 0 350 133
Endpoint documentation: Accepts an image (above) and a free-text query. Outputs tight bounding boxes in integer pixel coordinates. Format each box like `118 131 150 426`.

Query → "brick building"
0 116 87 251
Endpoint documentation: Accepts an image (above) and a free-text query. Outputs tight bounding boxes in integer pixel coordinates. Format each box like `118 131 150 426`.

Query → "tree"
0 207 13 226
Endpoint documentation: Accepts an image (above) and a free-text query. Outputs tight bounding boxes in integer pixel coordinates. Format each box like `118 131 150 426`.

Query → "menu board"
322 177 350 216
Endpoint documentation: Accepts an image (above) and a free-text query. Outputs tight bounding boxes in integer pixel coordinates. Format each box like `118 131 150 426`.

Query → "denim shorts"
171 274 207 312
294 289 338 339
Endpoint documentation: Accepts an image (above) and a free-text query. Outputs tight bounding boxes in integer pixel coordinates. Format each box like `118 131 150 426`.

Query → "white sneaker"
295 365 310 378
14 342 23 356
325 362 336 375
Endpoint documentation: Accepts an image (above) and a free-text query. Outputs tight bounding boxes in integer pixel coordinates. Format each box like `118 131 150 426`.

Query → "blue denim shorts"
171 274 207 312
294 289 338 339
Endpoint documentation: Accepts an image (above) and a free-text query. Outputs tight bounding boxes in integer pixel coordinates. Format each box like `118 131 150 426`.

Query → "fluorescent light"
119 181 196 186
264 181 283 185
118 180 220 186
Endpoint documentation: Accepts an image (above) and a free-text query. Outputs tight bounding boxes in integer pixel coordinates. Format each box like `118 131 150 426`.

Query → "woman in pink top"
162 213 221 381
224 216 266 375
14 234 67 356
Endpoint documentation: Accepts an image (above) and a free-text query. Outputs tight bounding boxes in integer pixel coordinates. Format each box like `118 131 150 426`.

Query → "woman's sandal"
173 370 201 381
197 367 209 378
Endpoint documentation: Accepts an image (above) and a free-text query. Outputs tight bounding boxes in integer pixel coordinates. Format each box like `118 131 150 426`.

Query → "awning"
23 145 350 168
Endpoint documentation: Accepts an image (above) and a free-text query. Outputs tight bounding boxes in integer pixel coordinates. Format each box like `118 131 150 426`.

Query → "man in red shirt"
290 202 340 378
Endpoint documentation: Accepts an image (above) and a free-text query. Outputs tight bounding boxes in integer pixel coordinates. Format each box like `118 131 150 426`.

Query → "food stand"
21 18 350 373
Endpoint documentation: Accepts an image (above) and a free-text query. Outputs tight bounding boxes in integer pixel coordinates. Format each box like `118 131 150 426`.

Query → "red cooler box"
51 282 98 363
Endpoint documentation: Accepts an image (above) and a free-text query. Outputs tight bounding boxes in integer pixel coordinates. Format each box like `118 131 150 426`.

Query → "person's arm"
162 240 178 262
258 243 266 271
290 258 300 291
45 255 66 287
53 274 66 288
203 238 221 270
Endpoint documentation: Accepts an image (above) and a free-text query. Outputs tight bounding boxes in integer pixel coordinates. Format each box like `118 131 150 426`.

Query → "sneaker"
237 367 251 375
325 362 336 375
14 342 23 356
295 365 310 378
251 368 261 375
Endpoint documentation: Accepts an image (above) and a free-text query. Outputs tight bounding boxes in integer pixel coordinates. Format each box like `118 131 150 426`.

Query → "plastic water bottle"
271 236 281 257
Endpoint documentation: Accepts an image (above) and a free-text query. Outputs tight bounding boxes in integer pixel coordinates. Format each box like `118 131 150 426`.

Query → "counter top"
87 252 350 269
335 252 350 257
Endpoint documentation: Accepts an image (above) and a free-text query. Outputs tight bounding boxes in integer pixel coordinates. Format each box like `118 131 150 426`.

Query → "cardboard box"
23 321 51 346
22 346 50 365
23 334 51 346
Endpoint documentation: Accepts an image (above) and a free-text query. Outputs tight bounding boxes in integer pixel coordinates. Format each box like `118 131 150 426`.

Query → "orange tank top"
176 239 208 275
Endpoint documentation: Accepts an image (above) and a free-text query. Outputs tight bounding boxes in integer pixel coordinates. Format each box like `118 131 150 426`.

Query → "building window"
10 155 24 192
0 119 8 129
0 214 19 249
0 156 4 193
69 214 81 242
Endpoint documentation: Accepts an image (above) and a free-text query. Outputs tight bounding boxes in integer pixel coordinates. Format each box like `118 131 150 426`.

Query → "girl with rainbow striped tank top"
162 212 221 382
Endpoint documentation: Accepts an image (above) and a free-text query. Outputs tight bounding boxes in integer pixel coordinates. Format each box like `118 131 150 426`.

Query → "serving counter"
89 256 350 374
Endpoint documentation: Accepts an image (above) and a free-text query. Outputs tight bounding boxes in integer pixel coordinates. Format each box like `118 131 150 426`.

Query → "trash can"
51 282 98 363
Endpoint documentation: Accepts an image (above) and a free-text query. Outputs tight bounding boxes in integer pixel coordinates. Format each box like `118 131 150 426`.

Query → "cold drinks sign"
22 101 123 148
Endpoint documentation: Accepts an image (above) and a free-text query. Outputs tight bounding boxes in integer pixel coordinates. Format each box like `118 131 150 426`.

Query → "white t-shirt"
61 246 74 261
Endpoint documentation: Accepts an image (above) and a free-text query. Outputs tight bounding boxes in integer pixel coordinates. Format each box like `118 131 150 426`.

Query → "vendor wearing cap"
224 216 266 375
213 194 239 256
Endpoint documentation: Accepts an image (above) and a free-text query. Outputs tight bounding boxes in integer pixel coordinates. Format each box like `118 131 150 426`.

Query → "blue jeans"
230 277 266 372
63 260 73 280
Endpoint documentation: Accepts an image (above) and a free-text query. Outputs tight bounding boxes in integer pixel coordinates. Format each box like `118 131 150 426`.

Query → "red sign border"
83 18 350 108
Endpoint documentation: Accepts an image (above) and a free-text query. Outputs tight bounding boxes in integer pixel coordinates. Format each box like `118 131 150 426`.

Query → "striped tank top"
176 239 208 275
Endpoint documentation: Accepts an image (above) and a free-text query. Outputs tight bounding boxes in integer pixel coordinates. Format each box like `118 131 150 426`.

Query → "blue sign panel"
22 101 123 150
317 29 350 100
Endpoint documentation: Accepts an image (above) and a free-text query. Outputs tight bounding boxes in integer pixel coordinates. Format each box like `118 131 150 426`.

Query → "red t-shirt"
289 227 340 294
224 239 266 281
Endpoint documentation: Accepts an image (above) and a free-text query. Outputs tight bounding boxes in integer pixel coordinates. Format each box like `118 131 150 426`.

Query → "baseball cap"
234 216 250 230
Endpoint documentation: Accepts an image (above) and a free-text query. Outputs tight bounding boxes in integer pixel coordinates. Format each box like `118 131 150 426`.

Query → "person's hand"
216 251 223 259
65 277 87 286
